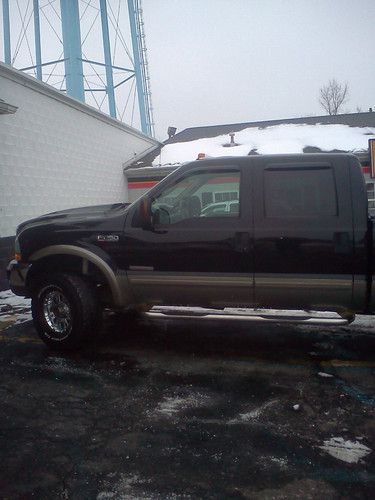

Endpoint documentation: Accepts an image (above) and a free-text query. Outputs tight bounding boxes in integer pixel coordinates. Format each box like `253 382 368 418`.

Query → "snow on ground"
97 473 152 500
154 123 375 165
318 372 334 378
0 290 30 309
154 393 210 418
0 290 31 326
228 399 278 424
319 437 371 464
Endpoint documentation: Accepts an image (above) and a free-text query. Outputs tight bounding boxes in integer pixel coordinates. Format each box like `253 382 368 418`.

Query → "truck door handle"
234 232 251 253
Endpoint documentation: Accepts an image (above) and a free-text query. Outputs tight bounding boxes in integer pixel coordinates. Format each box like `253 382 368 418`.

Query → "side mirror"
139 197 153 230
153 206 171 225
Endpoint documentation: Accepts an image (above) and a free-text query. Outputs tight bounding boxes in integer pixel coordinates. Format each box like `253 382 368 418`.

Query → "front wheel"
31 273 99 350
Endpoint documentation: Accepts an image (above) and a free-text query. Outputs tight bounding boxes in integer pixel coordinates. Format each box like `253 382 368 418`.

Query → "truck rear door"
252 155 354 311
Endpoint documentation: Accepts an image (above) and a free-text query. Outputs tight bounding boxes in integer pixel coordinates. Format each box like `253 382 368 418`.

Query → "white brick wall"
0 63 159 237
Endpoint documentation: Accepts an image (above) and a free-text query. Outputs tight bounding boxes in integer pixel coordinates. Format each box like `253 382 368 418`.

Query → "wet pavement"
1 299 375 499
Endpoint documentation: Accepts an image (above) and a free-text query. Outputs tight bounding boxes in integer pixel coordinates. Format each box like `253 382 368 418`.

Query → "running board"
145 306 349 326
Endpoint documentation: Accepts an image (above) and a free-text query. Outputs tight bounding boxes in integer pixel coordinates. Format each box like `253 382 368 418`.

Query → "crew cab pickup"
7 153 374 349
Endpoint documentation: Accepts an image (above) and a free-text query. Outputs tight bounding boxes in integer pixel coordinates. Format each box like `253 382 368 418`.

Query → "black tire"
31 273 99 350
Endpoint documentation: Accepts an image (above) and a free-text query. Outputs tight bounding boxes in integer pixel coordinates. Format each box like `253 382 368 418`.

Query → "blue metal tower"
1 0 154 136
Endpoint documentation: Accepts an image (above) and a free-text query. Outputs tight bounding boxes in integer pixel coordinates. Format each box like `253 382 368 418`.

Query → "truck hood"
17 203 130 233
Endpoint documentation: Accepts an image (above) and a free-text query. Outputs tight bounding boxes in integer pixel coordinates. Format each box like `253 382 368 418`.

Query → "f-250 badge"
97 234 119 242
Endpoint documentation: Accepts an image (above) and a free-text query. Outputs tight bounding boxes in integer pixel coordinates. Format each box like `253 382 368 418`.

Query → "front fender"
30 244 129 307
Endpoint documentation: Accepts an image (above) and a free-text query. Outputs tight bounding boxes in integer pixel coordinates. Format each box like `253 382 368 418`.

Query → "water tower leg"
60 0 85 102
127 0 148 135
33 0 42 80
2 0 11 64
99 0 116 118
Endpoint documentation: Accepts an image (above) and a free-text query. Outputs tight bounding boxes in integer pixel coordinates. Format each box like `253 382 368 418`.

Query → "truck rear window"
264 166 337 217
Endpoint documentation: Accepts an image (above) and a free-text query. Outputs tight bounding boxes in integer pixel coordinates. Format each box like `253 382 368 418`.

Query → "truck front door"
252 155 354 311
123 162 254 308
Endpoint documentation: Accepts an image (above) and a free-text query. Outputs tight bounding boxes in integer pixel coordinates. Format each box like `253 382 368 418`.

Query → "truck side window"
151 170 241 225
264 166 337 217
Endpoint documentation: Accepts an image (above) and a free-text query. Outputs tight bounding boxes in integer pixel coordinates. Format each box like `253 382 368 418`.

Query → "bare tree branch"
319 79 349 115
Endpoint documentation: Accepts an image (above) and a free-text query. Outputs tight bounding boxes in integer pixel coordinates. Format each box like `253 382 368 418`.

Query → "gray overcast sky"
142 0 375 139
1 0 374 140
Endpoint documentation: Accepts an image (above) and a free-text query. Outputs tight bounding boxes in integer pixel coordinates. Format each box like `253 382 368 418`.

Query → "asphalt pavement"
0 305 375 499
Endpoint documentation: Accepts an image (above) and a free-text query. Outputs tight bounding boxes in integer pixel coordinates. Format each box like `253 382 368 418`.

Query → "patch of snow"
0 290 31 326
154 123 374 165
155 393 209 418
0 290 30 309
228 399 278 424
270 457 288 469
319 437 371 463
351 315 375 329
97 473 152 500
318 372 334 378
43 357 104 381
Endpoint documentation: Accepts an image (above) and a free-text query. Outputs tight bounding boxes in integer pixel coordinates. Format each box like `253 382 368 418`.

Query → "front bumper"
7 260 32 297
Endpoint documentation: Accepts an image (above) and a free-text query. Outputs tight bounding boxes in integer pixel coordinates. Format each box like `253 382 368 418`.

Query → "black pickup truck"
7 153 374 349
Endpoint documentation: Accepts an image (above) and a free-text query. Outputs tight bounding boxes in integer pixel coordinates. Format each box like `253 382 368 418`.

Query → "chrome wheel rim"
42 288 72 339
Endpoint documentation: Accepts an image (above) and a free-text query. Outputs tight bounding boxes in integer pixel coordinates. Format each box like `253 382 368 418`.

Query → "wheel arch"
28 245 124 307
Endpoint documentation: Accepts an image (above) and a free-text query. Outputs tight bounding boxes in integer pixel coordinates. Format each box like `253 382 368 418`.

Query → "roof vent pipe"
223 132 239 148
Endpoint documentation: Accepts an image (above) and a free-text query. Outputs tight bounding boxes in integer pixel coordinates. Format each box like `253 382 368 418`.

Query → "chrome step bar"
145 306 349 326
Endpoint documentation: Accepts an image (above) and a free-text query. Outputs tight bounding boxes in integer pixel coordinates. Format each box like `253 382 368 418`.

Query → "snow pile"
154 123 374 165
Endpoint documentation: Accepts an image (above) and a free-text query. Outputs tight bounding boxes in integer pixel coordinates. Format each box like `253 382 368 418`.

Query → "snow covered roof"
127 112 375 168
167 112 375 143
152 122 375 166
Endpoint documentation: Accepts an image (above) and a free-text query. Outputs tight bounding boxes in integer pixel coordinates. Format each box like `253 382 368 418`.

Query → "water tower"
1 0 154 136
